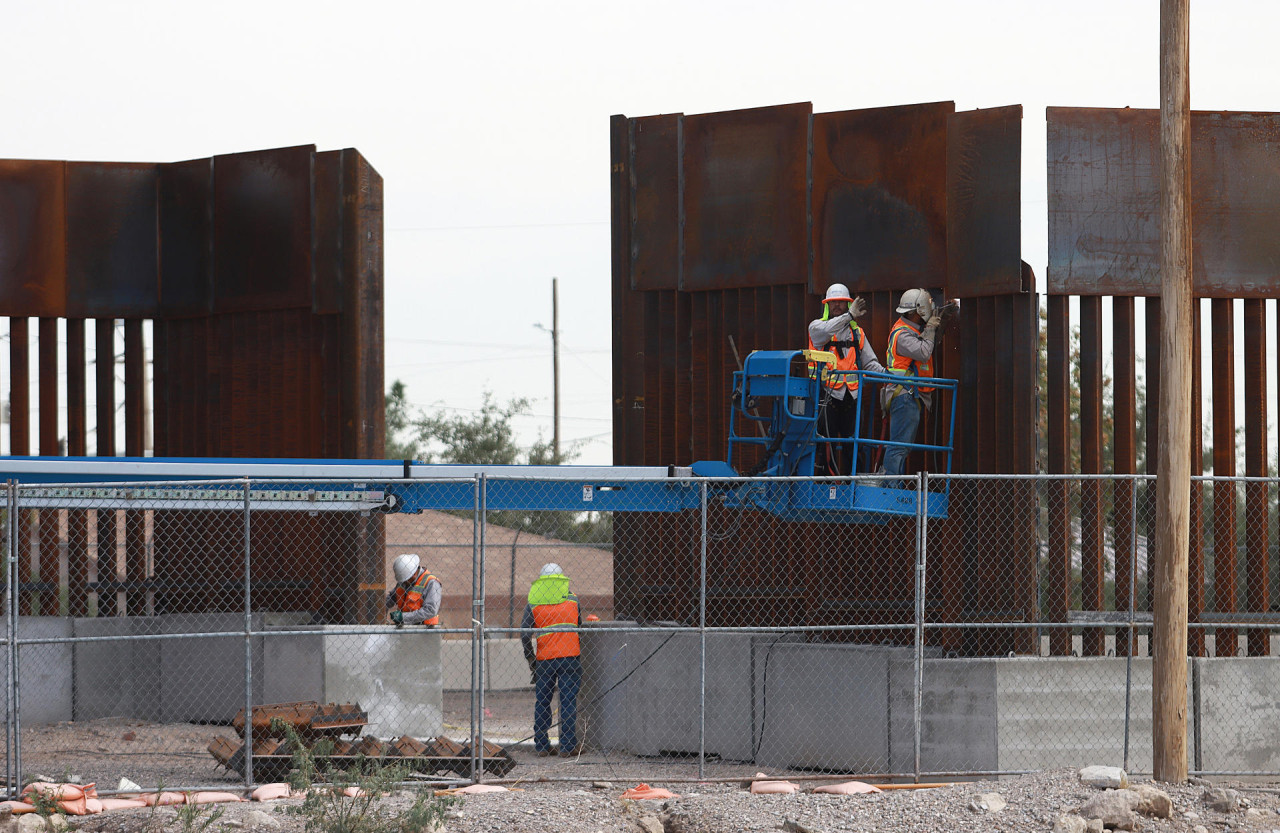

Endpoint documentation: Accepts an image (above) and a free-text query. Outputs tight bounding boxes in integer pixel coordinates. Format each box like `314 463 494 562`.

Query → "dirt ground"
11 715 1280 832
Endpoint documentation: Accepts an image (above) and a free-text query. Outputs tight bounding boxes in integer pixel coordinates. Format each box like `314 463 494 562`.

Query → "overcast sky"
4 1 1275 463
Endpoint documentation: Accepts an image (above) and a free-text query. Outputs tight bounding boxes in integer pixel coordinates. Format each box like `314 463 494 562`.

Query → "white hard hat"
540 563 564 577
393 553 421 584
823 283 854 304
896 288 934 318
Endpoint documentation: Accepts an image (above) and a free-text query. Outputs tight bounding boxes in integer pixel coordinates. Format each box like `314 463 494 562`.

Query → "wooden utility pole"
1154 0 1192 783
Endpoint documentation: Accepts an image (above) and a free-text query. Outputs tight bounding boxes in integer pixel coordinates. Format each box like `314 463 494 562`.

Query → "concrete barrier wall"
6 618 74 726
441 637 533 692
322 627 443 737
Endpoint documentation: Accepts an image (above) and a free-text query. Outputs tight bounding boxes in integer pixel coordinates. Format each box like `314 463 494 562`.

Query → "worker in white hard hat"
807 282 886 476
385 553 442 627
520 563 583 757
881 288 947 485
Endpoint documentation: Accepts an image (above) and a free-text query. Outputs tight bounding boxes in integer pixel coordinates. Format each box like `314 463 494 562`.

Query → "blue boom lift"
0 350 954 522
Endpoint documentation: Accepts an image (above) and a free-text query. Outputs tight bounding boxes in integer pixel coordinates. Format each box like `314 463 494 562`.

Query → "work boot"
536 749 554 758
557 745 579 758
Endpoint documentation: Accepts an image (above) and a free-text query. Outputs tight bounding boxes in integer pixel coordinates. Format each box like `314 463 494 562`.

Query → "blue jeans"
533 655 581 752
883 393 923 482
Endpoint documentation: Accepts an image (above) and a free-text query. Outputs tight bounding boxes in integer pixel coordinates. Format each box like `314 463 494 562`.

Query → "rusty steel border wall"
610 101 1038 655
1046 107 1280 658
0 145 386 624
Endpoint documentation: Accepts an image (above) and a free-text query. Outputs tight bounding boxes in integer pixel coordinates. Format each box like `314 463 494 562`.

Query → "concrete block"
753 643 897 771
889 655 997 774
72 616 161 722
1195 658 1280 772
262 627 324 705
158 614 265 724
484 637 533 691
323 627 442 737
3 617 74 726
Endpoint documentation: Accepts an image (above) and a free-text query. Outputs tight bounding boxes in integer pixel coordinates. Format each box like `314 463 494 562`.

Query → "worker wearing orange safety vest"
807 283 886 476
521 563 582 757
386 553 441 627
881 288 943 485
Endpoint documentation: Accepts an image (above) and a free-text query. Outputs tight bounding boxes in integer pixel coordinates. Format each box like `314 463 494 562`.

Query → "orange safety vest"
394 570 440 626
886 316 935 395
532 596 581 660
808 323 868 396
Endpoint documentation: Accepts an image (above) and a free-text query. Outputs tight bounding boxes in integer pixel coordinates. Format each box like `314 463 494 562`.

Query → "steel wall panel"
811 102 951 296
0 161 66 317
630 114 681 291
682 103 810 291
1048 108 1280 297
947 105 1023 298
158 157 213 316
66 162 160 317
213 145 315 313
313 150 344 314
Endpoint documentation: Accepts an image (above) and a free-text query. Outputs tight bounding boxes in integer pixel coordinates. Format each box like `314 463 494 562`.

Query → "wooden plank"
1079 295 1105 656
1045 295 1071 656
1242 298 1268 655
1113 297 1138 655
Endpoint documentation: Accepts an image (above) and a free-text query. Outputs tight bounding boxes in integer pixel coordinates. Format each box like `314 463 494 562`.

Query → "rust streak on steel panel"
1242 298 1269 655
66 318 89 616
1048 108 1280 298
213 145 315 314
1046 295 1071 655
682 103 810 291
610 115 636 465
65 162 160 317
656 290 676 465
674 291 692 465
158 157 213 317
1113 298 1138 655
811 102 951 296
643 291 661 464
1079 296 1104 656
631 114 681 292
1210 299 1238 656
689 293 710 462
10 318 30 455
0 161 66 317
1189 303 1205 656
946 105 1023 298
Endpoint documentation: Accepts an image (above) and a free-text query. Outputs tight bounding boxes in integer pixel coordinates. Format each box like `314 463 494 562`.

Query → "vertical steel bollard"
913 471 928 782
477 473 488 780
469 475 480 782
243 479 254 788
699 480 708 780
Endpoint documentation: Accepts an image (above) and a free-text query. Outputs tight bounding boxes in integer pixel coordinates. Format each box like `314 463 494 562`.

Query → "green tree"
385 381 610 544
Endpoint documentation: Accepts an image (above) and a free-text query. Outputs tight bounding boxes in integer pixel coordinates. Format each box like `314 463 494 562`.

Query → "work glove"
926 315 942 330
849 297 868 319
390 609 403 626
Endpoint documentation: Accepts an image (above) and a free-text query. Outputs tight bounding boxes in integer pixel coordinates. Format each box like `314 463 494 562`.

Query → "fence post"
1124 476 1138 772
11 482 22 794
5 481 14 798
699 480 708 780
242 478 254 789
469 475 481 782
913 471 928 782
477 473 488 781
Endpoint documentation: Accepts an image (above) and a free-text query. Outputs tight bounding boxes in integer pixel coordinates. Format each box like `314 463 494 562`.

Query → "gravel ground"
12 720 1280 832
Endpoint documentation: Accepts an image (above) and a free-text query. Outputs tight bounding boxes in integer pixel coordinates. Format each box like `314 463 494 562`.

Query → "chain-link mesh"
3 472 1279 794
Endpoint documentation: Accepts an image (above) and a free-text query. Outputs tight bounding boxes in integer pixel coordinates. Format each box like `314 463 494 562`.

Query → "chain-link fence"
2 472 1278 795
